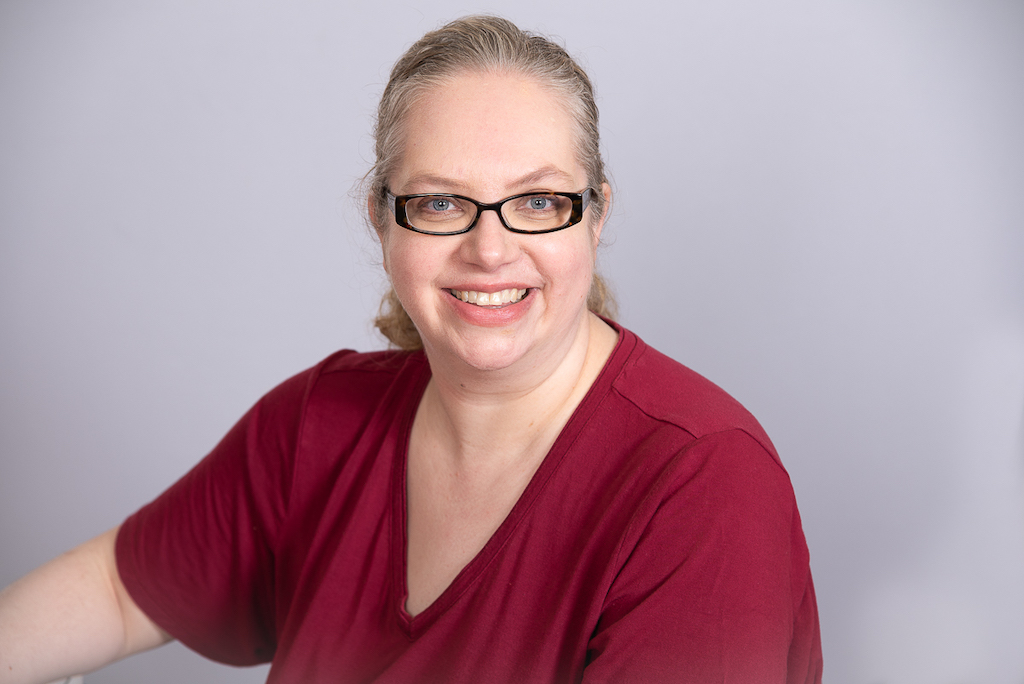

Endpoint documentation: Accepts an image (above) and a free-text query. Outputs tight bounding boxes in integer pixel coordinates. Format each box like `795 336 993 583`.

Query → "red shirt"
116 325 822 683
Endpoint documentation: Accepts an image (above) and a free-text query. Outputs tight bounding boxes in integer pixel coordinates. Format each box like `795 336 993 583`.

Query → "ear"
368 195 389 273
590 182 612 251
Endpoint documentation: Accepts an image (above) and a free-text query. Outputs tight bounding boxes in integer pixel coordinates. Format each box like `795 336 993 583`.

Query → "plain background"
2 1 1022 682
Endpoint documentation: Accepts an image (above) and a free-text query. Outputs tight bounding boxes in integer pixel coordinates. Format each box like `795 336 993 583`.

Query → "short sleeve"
583 429 822 684
115 365 316 665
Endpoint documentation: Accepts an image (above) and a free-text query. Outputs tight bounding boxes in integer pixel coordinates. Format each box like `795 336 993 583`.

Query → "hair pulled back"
367 15 615 350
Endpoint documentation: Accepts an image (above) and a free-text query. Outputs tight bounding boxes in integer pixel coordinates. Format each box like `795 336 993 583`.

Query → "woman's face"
380 71 607 374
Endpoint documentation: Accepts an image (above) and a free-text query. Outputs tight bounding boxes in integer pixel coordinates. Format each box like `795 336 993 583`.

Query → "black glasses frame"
386 189 593 236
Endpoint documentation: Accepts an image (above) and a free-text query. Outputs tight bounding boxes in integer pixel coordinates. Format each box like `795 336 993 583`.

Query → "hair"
366 15 616 350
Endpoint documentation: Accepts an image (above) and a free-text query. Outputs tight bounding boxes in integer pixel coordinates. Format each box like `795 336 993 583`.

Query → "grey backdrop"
2 2 1022 683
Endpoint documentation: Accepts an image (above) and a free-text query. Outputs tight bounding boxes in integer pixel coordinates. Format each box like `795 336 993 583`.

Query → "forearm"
0 527 171 684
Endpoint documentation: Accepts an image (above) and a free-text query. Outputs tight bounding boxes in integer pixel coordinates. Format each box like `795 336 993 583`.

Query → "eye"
408 195 465 216
513 194 566 216
404 195 470 226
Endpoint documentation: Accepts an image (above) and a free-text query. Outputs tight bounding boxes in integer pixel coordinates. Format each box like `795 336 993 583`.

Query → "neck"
415 314 617 473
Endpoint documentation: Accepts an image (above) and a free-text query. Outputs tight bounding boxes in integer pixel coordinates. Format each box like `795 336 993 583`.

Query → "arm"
1 363 315 681
0 527 171 684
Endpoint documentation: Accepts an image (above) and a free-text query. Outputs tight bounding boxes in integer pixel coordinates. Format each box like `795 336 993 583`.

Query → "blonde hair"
367 15 616 350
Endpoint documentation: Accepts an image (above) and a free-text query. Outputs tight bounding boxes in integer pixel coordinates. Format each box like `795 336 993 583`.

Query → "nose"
458 208 520 271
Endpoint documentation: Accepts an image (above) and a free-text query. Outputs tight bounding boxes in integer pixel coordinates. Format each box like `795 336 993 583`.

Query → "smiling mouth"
449 288 529 307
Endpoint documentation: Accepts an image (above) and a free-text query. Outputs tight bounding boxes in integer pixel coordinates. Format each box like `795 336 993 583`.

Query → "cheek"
382 232 440 305
539 238 595 295
385 240 416 289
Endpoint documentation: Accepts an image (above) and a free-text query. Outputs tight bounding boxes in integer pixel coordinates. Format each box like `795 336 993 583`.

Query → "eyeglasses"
386 189 593 235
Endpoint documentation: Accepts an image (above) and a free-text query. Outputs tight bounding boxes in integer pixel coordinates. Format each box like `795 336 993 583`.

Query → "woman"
0 15 821 684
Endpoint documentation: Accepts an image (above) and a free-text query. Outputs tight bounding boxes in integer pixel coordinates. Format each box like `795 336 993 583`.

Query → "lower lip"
446 289 532 327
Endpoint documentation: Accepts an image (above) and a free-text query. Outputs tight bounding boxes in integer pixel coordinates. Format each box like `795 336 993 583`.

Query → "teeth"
450 288 528 307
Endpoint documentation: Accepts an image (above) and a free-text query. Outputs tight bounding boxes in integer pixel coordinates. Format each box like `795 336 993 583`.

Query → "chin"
427 330 531 373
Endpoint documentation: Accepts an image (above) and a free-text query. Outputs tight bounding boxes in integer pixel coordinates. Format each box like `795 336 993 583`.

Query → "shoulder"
270 348 425 402
319 348 418 376
608 326 780 466
241 348 426 441
309 348 426 403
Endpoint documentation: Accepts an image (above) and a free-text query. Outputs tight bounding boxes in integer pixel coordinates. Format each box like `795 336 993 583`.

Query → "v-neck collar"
390 324 634 638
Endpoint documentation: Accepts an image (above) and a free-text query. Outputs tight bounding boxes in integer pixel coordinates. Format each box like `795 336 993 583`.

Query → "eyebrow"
401 166 578 195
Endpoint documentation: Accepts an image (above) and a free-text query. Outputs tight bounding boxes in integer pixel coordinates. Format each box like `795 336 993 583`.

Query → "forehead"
393 71 583 194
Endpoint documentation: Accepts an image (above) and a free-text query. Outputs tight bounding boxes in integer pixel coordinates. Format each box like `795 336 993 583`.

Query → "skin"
0 71 619 679
377 71 618 615
0 528 170 684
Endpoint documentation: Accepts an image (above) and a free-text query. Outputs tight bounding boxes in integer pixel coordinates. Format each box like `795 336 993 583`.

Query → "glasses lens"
502 194 574 232
404 195 476 234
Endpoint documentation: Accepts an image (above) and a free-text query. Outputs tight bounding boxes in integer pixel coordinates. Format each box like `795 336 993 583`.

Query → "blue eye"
404 195 469 229
512 194 565 216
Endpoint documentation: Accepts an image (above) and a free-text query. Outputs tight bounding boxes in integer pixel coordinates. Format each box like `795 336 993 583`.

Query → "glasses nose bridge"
459 198 520 269
468 198 512 232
